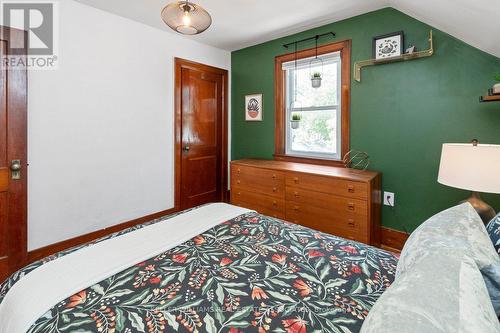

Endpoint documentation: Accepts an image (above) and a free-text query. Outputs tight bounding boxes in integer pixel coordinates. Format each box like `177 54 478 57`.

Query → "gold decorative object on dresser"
230 159 382 246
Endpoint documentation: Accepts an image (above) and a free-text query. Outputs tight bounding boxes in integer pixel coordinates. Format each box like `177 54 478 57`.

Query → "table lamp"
438 140 500 223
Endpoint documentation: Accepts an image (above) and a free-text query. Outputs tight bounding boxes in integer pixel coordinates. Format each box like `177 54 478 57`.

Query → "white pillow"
396 203 499 277
361 252 500 333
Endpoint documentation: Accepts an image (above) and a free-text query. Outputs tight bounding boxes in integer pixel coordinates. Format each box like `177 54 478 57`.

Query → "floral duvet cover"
1 210 398 333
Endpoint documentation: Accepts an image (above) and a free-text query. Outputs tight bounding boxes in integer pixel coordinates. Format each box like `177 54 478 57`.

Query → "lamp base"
460 192 496 224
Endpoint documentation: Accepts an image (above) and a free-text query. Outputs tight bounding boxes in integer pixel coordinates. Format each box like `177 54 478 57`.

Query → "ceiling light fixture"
161 0 212 35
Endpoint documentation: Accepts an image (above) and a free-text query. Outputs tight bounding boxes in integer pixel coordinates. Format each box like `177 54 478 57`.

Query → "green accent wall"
231 7 500 232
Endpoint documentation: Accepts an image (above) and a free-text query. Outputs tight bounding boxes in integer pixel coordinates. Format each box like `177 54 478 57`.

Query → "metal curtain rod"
283 32 336 48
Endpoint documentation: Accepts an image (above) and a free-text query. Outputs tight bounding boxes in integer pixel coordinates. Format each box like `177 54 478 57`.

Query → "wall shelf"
480 94 500 103
354 30 434 82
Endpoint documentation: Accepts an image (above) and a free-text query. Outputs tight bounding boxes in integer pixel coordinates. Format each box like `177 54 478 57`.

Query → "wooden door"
0 27 28 281
175 59 228 210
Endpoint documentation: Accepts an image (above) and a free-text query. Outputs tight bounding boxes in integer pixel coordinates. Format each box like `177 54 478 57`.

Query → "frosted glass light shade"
161 1 212 35
438 143 500 194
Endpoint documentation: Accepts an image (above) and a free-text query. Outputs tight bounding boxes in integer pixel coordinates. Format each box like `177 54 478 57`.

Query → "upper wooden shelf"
480 94 500 103
354 30 434 82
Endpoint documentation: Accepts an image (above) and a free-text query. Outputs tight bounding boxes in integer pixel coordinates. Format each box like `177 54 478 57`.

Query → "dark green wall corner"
231 7 500 233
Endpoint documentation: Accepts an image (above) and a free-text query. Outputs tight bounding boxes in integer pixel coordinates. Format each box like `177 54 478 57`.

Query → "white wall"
27 1 231 250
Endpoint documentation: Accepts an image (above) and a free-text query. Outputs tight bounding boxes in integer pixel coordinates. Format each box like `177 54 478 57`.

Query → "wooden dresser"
230 159 381 246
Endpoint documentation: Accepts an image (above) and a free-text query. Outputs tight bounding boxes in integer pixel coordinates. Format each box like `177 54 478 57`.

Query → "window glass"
285 53 341 159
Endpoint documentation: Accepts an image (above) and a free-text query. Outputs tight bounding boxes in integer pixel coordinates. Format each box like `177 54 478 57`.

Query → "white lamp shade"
438 143 500 194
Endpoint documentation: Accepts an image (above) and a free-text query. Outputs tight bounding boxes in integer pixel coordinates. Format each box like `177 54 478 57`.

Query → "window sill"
274 154 345 167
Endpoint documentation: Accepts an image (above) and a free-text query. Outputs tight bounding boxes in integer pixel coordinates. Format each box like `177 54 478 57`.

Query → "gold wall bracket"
354 30 434 83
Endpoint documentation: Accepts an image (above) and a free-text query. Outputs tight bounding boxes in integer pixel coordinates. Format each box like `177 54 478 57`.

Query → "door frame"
174 58 228 210
1 26 28 273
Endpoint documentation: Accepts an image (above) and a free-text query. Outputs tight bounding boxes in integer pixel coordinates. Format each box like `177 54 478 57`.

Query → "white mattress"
0 203 251 333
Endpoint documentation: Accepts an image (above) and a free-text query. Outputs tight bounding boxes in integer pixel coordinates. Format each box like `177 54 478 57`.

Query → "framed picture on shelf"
245 94 263 121
373 31 404 60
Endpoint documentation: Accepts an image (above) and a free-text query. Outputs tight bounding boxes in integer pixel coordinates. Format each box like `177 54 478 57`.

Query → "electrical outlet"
384 192 395 207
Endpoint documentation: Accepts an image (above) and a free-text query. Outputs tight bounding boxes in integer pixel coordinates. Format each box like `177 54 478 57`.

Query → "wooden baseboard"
27 208 177 264
380 227 409 252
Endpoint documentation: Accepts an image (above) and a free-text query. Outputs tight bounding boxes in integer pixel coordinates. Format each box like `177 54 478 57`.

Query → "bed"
0 203 398 333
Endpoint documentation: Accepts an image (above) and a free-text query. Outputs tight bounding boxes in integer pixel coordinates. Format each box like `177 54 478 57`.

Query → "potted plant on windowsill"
311 72 322 88
290 113 302 129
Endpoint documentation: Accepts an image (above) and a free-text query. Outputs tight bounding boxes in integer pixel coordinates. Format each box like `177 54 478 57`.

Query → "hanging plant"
309 35 323 89
311 72 322 88
290 42 303 130
290 113 302 129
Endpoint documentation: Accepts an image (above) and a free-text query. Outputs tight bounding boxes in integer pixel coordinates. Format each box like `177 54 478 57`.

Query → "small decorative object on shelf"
479 73 500 102
355 30 434 82
311 72 322 88
405 45 416 54
343 150 370 170
493 73 500 94
290 113 302 129
373 31 404 60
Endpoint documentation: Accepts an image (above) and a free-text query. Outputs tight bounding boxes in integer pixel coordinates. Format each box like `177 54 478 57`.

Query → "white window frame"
283 52 342 160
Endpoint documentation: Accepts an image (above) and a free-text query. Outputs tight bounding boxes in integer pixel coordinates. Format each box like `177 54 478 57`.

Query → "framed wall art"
245 94 263 121
373 31 404 60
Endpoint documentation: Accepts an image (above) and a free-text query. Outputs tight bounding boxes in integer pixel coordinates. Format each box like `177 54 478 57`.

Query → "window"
274 40 351 165
284 53 341 159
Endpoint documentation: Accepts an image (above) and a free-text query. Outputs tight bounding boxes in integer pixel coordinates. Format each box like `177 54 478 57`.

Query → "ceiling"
76 0 500 58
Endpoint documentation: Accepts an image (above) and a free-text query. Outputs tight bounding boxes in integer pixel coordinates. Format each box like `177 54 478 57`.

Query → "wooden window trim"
274 39 351 167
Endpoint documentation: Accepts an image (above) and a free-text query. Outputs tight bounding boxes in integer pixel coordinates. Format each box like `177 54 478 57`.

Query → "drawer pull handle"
348 185 355 193
273 187 277 193
272 174 277 179
348 219 355 227
237 180 241 185
348 203 355 210
293 206 300 212
237 168 241 173
273 201 277 207
293 177 299 184
237 192 241 195
294 192 300 198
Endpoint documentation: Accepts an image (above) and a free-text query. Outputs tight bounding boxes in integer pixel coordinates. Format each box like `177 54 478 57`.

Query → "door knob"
183 146 190 153
10 159 21 180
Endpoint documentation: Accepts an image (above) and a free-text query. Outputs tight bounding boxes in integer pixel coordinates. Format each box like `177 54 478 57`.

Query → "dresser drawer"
286 187 367 218
285 202 368 243
232 198 285 219
232 187 285 213
231 164 285 198
286 172 368 199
